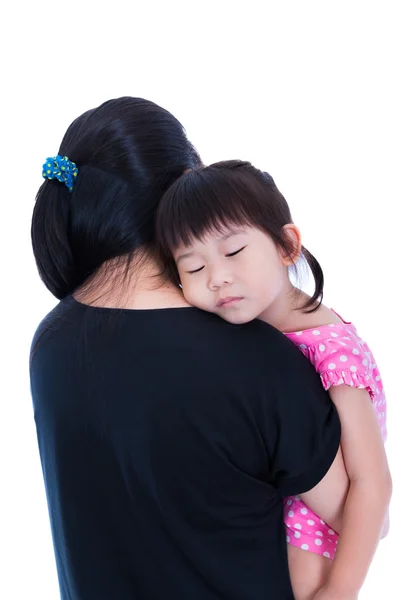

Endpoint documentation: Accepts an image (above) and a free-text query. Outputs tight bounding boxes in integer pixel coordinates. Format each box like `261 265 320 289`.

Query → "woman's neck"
73 253 190 310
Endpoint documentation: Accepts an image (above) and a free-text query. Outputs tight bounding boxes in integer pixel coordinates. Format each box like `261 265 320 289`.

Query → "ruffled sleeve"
286 322 387 440
307 335 380 397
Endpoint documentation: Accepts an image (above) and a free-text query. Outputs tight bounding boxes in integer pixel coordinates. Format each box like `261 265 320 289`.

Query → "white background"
1 1 398 598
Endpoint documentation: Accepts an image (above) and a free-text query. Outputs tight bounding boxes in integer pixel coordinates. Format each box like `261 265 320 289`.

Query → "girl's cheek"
182 283 202 307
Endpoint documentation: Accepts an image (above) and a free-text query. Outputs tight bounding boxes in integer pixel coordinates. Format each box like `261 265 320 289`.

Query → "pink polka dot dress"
283 313 387 560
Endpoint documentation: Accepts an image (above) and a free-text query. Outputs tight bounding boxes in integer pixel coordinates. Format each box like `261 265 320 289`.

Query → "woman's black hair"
156 160 324 313
31 97 201 299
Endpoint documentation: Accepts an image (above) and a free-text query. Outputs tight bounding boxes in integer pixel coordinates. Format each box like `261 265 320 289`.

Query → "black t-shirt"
30 297 340 600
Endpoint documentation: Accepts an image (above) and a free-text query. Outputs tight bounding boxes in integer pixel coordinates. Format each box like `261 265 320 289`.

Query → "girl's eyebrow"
217 229 247 241
176 251 195 264
176 230 248 264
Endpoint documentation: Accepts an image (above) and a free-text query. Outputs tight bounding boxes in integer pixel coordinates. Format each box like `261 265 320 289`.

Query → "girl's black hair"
156 160 324 312
32 96 201 299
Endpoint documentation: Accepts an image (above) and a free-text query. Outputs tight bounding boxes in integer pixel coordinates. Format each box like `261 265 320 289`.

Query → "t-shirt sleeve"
258 330 341 498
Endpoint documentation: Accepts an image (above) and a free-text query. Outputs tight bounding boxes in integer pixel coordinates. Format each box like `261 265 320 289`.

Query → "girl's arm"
314 385 392 598
300 444 349 534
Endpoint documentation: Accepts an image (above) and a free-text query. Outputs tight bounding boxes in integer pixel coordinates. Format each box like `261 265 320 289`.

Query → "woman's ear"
281 224 302 266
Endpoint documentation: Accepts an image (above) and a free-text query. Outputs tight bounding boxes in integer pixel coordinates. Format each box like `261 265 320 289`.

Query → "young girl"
155 160 392 600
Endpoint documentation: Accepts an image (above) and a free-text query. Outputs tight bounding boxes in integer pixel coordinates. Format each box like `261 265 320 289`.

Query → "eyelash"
226 246 246 257
186 246 246 274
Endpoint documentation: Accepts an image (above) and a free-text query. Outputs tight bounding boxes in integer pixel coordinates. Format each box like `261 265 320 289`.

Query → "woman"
30 97 348 600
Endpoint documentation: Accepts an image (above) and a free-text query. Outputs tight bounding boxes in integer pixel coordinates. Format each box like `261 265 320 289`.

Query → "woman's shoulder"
30 299 74 365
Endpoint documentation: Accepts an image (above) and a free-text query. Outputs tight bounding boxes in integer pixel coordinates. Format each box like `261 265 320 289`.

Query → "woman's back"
31 298 339 599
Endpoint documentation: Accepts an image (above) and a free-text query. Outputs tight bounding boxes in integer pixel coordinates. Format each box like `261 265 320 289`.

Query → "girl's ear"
280 224 302 266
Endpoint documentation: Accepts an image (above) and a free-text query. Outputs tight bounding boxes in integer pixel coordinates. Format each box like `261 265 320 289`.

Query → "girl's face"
173 225 296 325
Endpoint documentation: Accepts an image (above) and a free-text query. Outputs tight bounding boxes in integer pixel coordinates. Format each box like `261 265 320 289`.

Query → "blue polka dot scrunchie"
42 155 78 192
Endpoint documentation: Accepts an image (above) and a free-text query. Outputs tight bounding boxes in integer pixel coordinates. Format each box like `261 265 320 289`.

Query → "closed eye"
226 246 246 257
187 266 204 274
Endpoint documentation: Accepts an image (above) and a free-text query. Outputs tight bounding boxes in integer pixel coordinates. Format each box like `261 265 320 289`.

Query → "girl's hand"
313 585 358 600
